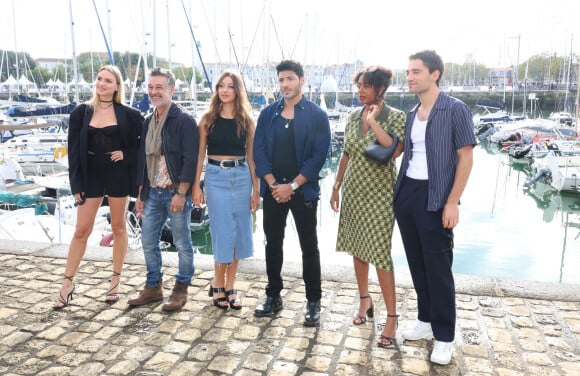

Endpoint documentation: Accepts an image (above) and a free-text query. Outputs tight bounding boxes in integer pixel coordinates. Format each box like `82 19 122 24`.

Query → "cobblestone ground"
0 253 579 375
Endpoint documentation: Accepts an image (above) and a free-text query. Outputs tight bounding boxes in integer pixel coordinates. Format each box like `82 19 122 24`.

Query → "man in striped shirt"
394 50 476 365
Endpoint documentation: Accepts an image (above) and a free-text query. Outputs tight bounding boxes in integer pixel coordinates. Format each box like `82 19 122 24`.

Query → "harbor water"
192 142 580 285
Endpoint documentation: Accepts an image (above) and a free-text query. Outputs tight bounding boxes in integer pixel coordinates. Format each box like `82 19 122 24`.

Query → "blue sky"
2 0 579 70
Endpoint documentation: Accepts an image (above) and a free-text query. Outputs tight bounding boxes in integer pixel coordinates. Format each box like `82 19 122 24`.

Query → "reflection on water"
457 141 580 284
191 142 580 284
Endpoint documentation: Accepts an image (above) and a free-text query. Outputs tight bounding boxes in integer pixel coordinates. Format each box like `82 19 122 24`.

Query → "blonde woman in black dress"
53 65 143 309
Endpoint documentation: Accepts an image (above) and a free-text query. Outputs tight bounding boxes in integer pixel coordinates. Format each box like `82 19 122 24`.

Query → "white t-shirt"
406 114 429 179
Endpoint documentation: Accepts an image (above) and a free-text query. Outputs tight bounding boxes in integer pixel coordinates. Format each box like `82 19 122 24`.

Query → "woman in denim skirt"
192 71 260 310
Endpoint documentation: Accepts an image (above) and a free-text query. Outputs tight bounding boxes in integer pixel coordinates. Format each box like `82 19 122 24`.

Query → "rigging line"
219 0 241 71
242 3 266 69
227 26 241 70
91 0 114 65
124 0 146 52
270 14 285 60
323 37 337 66
210 0 250 101
180 0 213 92
199 0 223 65
287 22 303 60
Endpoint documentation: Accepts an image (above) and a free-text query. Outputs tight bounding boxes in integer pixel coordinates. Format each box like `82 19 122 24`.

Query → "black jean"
262 190 321 302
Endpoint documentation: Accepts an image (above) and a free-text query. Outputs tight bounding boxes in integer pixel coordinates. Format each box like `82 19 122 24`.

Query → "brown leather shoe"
162 281 188 312
128 281 163 306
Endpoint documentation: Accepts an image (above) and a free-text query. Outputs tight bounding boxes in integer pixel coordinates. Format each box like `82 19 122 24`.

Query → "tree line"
1 49 577 92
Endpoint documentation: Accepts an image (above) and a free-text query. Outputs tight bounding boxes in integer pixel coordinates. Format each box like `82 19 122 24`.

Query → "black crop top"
207 117 247 156
88 125 121 154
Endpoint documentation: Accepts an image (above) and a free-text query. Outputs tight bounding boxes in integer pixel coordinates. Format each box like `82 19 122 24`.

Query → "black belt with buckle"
207 157 246 168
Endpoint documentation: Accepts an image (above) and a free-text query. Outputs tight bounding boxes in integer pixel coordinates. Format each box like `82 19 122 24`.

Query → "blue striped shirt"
395 92 476 211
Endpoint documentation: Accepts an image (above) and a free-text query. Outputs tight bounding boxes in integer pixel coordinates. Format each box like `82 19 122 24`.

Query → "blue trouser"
141 187 195 286
262 190 321 302
394 177 456 342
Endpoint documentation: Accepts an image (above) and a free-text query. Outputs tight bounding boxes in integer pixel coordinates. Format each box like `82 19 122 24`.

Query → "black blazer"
67 102 144 197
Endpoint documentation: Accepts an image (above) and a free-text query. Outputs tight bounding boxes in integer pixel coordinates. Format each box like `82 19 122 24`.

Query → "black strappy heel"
377 314 399 348
208 284 228 310
352 295 374 325
53 275 75 310
226 289 242 310
105 271 121 304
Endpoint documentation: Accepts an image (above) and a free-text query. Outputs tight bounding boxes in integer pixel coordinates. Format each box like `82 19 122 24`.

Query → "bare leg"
54 197 102 308
352 256 373 324
225 259 241 308
377 268 398 343
105 196 129 301
212 262 228 308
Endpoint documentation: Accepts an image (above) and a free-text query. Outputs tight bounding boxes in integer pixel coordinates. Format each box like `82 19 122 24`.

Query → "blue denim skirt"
204 162 254 263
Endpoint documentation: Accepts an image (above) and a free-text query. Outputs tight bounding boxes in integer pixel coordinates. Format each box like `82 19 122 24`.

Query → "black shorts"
84 153 131 198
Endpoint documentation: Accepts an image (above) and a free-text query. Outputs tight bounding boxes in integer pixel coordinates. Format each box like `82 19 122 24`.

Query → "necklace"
285 119 294 129
99 101 114 109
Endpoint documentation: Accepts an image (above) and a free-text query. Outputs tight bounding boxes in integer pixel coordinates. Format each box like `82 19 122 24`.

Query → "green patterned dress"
336 103 406 271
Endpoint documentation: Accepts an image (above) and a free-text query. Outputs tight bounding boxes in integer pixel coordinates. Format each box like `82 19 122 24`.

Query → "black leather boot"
254 296 283 317
304 300 321 327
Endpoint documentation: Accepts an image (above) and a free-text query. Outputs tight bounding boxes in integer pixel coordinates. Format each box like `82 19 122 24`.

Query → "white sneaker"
430 340 453 365
402 320 433 340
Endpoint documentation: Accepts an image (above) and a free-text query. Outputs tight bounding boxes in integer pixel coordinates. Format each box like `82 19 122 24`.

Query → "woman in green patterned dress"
330 66 406 348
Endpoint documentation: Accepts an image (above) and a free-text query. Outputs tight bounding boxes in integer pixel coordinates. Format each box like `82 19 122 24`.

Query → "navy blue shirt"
395 92 476 211
253 96 331 201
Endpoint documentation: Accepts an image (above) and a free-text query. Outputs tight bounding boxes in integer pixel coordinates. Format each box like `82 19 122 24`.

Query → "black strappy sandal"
105 271 121 304
53 275 75 310
377 314 399 348
352 295 374 325
208 284 228 310
226 289 242 310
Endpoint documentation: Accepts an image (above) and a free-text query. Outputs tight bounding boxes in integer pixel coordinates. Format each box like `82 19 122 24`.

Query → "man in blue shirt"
253 60 331 326
394 50 476 365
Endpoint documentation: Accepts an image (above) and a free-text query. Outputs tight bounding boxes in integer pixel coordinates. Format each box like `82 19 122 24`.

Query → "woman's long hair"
87 65 125 107
204 71 254 137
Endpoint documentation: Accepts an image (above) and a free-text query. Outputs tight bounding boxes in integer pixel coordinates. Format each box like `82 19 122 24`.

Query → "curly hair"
353 66 393 101
276 60 304 78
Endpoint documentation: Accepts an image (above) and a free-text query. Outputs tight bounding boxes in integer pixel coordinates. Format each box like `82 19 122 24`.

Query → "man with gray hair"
129 67 199 312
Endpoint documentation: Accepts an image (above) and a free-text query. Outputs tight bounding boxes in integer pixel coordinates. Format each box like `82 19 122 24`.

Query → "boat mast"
68 0 80 103
166 0 172 70
564 35 573 113
188 0 197 113
141 4 150 86
106 0 113 52
152 0 157 68
511 35 520 115
12 0 20 95
575 60 580 133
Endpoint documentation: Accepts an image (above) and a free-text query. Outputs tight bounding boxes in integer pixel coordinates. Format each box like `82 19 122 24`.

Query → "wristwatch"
290 181 299 191
176 192 186 198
